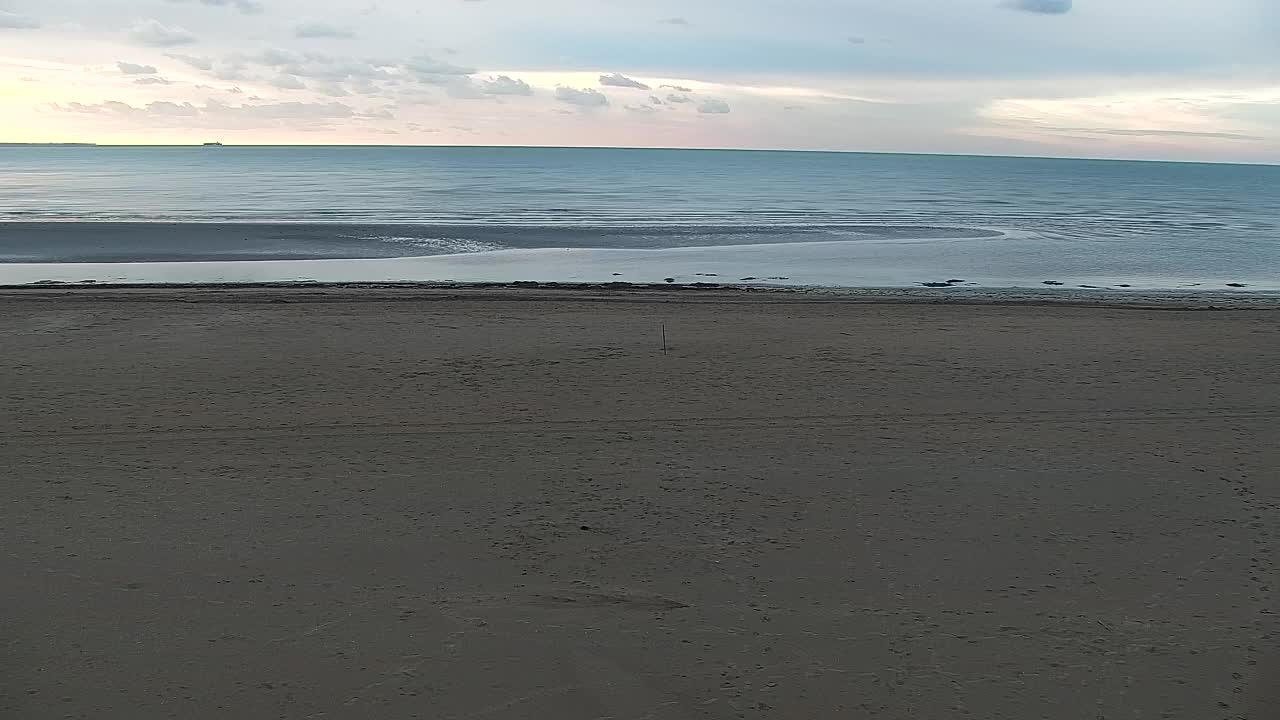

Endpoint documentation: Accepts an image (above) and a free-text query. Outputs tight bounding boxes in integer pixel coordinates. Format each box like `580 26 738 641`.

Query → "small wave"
348 235 506 255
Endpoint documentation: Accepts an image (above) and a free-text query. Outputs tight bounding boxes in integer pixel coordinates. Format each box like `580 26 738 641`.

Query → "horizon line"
0 142 1274 168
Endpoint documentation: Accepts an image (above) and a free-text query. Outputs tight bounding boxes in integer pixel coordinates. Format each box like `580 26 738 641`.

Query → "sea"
1 145 1277 290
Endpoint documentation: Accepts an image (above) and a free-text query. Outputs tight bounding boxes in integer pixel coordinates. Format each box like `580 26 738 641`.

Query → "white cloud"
443 78 485 99
979 89 1280 149
134 77 172 85
212 59 249 81
698 98 731 114
666 93 692 104
480 75 533 96
271 74 306 90
295 22 356 39
166 0 264 14
316 82 351 97
117 62 159 75
599 73 651 90
54 99 375 128
555 86 608 107
0 10 40 29
165 53 214 71
660 84 692 93
129 20 197 47
658 17 688 26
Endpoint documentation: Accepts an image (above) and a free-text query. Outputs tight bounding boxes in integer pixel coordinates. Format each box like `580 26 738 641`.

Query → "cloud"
117 62 158 75
1043 126 1264 141
555 86 608 107
129 20 196 47
165 53 214 71
405 55 475 83
697 98 731 114
255 48 301 66
54 98 372 127
315 82 350 97
600 73 651 90
666 93 692 103
660 84 692 92
212 59 248 81
649 95 664 105
295 21 356 39
166 0 263 14
443 78 485 99
271 74 306 90
626 104 658 114
1002 0 1072 14
848 36 866 45
480 75 533 96
0 10 40 29
134 77 172 85
658 17 689 26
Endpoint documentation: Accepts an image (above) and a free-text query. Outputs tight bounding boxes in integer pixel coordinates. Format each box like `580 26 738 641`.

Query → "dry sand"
2 286 1277 719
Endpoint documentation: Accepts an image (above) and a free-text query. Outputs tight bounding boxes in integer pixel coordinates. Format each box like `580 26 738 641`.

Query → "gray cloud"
0 10 40 29
649 95 664 105
697 98 730 114
1002 0 1072 14
295 21 356 39
626 104 658 114
600 73 650 90
658 17 689 26
255 48 301 66
848 36 866 45
480 75 533 96
405 55 475 82
134 77 172 85
666 93 692 104
555 86 608 107
117 62 158 75
660 84 692 92
129 20 196 47
166 0 264 14
165 53 214 71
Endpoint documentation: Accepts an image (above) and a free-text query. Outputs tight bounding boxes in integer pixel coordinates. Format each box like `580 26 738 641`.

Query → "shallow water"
1 146 1276 289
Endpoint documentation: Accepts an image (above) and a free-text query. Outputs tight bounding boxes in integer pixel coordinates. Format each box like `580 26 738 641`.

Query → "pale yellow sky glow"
2 0 1277 162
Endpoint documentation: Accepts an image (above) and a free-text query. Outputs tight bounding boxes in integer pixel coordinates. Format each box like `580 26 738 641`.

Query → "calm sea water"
1 146 1277 289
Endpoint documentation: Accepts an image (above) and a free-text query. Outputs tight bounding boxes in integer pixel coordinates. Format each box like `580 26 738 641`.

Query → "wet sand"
2 287 1277 719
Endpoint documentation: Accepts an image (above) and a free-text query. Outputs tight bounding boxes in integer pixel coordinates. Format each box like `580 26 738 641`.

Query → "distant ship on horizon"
202 141 224 146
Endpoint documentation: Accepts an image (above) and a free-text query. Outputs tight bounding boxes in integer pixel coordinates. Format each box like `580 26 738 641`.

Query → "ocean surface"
1 146 1277 289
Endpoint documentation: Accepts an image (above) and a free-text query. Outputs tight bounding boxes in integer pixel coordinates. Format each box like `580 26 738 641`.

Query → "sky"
1 0 1277 162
